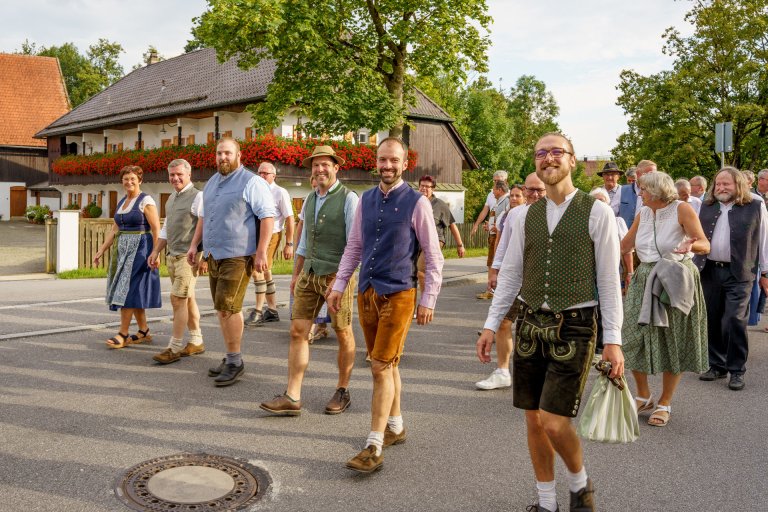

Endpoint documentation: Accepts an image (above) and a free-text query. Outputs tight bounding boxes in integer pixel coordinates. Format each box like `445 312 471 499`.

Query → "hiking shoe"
699 368 727 381
345 446 383 473
324 387 351 415
526 504 559 512
244 308 263 326
180 342 205 357
255 308 280 325
570 478 595 511
383 426 406 447
213 362 244 386
208 358 226 377
259 394 302 416
475 369 512 390
476 290 494 300
153 348 181 365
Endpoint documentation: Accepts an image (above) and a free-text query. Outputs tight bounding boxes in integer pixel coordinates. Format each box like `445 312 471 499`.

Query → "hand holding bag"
577 360 640 444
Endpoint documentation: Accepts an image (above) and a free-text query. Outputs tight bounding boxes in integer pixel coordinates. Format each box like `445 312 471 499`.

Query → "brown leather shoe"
324 387 351 415
345 446 383 473
259 394 302 416
153 348 181 365
569 478 595 511
383 426 406 447
180 342 205 357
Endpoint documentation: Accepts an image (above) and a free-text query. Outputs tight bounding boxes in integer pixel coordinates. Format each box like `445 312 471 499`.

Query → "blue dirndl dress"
105 193 162 311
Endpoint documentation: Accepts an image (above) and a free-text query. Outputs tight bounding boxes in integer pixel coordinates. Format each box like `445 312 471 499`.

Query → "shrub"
64 202 80 210
25 205 52 223
81 202 102 218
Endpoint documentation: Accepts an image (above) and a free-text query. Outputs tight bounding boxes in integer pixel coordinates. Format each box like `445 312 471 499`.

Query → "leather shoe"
213 362 244 387
383 426 406 447
526 505 559 512
208 358 226 377
260 394 302 416
345 446 383 473
570 478 595 511
699 368 727 381
180 342 205 357
728 374 745 391
244 308 263 326
152 348 181 365
324 387 351 415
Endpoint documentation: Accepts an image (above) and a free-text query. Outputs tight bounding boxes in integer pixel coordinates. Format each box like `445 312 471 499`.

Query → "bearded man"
476 132 624 511
187 137 276 386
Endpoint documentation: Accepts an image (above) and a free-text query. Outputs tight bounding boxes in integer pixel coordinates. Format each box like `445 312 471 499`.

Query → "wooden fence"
73 216 488 271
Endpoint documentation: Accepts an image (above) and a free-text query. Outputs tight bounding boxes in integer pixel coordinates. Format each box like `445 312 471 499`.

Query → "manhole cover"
114 453 272 511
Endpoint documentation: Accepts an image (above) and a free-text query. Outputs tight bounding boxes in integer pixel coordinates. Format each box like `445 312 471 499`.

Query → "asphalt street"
1 267 767 511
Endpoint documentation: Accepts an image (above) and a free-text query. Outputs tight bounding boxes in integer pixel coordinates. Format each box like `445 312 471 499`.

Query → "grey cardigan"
638 257 696 327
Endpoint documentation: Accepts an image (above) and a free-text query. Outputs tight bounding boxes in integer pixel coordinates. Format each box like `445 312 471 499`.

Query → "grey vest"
164 186 200 256
694 199 762 281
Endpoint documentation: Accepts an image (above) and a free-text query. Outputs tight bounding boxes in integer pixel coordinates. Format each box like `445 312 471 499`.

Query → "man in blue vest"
328 137 444 473
259 145 359 416
187 137 276 386
477 132 624 511
618 159 657 229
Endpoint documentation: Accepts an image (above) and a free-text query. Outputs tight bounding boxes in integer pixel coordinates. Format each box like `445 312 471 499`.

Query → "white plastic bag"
577 361 640 444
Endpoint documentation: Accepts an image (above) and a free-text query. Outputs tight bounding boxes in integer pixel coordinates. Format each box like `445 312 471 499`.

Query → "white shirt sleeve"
485 191 495 209
191 191 203 217
591 200 623 345
492 205 526 270
138 195 156 213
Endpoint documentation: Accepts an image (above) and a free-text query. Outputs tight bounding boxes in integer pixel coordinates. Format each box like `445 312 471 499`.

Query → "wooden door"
160 193 171 218
10 187 26 217
109 191 118 217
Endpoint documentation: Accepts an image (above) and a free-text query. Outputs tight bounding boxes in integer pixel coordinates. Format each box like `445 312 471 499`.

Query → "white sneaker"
475 369 511 390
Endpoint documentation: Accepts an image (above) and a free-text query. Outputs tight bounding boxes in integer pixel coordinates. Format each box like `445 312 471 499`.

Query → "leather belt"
709 260 730 268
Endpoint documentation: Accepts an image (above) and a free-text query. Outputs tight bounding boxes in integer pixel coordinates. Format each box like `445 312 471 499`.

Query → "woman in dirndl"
620 172 710 427
94 165 162 348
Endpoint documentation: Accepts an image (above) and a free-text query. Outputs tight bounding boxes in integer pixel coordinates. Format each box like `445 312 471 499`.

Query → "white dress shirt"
484 190 623 345
606 184 621 216
268 181 293 233
159 183 202 240
492 204 529 270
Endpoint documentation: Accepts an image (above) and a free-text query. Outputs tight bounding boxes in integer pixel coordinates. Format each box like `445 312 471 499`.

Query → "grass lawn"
57 246 487 278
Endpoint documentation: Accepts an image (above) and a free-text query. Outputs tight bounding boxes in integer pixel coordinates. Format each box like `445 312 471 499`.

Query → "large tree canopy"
192 0 491 137
613 0 768 178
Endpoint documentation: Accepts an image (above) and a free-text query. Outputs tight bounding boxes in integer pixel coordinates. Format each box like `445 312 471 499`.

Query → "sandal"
311 327 328 343
648 405 671 427
635 395 655 415
106 332 130 349
129 328 153 345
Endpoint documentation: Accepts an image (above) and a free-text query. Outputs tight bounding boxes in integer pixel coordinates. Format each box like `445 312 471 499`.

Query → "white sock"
365 431 384 456
536 480 558 511
566 466 588 493
387 415 403 434
168 337 183 353
495 367 510 377
188 329 203 345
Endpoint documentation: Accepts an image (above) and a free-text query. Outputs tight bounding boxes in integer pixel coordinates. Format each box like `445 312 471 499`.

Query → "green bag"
577 361 640 444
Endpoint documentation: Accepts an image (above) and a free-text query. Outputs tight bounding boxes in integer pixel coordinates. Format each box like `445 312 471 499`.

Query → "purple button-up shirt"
333 179 444 308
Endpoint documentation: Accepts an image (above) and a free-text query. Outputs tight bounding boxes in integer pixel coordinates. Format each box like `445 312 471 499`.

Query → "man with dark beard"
187 137 276 386
695 167 768 391
327 137 444 473
476 132 624 511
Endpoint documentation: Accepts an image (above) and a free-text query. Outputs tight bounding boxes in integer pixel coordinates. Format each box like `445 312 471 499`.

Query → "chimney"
148 50 160 65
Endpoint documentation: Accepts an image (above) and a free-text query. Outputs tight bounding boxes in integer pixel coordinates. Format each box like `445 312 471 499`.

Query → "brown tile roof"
36 48 453 138
0 53 69 147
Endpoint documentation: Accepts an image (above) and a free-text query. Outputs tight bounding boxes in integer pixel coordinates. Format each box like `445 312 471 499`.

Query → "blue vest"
202 167 261 259
618 184 638 229
359 183 421 296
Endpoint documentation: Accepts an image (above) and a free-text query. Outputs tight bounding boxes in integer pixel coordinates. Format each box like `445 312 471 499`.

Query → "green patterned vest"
520 191 597 312
304 182 351 276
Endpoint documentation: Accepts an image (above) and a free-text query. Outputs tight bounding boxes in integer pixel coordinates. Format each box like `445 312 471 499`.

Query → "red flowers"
52 134 419 176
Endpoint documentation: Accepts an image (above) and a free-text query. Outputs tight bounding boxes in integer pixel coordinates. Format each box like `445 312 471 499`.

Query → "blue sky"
2 0 693 156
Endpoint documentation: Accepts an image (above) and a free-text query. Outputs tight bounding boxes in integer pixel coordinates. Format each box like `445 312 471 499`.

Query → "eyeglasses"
418 184 434 189
534 148 573 160
525 187 546 195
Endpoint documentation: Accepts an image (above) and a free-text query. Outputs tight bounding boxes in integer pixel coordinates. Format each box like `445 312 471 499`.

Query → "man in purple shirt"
328 137 444 473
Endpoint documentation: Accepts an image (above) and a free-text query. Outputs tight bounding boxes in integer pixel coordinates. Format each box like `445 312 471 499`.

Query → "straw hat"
301 145 345 168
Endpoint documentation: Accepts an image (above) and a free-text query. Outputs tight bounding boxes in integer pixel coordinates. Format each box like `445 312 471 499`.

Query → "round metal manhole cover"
114 453 272 511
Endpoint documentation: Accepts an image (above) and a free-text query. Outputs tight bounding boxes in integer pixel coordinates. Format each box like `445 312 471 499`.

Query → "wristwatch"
286 242 294 246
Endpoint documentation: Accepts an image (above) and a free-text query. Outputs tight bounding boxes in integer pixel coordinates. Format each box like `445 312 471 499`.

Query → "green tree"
614 0 768 178
192 0 491 137
133 45 166 70
17 38 124 107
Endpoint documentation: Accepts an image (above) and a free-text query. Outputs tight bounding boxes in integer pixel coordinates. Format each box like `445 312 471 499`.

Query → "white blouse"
635 201 690 263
